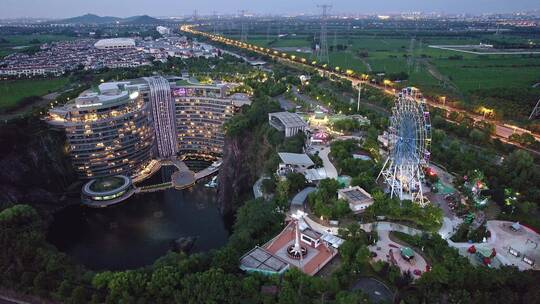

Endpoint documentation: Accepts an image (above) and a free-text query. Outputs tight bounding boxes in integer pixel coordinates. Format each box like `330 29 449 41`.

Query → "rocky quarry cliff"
218 124 275 215
0 118 77 211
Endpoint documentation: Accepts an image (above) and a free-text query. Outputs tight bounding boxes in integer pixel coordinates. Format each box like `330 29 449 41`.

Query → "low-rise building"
94 38 136 50
0 39 151 78
239 246 290 276
338 186 374 213
250 218 340 276
0 65 64 77
269 112 308 137
276 152 314 176
156 26 171 35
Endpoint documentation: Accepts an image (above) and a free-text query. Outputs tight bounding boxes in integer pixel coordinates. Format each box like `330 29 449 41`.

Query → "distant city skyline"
1 0 539 19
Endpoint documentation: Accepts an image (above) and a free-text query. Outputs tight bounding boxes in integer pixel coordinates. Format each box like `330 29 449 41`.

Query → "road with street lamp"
182 24 540 154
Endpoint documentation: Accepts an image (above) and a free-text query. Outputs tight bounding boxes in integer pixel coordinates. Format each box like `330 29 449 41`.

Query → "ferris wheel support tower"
377 87 432 205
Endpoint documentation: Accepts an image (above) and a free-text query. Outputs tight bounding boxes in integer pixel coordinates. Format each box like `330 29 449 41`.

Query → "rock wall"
0 118 77 211
218 126 273 215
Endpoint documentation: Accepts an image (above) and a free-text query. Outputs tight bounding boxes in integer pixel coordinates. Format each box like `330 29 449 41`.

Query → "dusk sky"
2 0 539 19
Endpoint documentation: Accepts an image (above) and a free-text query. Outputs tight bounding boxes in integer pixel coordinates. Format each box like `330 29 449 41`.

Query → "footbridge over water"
135 158 221 192
83 158 221 207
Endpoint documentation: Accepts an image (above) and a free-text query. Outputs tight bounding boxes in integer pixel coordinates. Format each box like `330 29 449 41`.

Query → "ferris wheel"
378 87 432 205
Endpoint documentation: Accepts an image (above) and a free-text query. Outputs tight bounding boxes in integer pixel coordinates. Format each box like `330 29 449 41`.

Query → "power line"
530 97 540 120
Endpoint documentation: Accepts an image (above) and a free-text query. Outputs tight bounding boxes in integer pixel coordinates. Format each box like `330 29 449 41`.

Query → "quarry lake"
48 167 229 270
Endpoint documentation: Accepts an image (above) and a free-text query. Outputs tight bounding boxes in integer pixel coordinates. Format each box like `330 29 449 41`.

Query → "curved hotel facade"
47 76 249 179
47 82 154 178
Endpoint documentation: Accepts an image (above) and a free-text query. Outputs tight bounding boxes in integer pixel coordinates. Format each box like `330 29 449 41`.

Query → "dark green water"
48 167 228 271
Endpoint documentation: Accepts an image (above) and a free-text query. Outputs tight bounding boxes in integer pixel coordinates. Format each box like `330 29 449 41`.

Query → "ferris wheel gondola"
377 87 432 205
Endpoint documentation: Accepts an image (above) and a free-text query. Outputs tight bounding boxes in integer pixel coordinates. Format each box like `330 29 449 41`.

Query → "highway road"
182 24 540 154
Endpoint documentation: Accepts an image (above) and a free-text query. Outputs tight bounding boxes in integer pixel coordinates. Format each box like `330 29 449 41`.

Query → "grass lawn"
433 56 540 92
0 34 75 58
90 176 125 192
0 78 70 110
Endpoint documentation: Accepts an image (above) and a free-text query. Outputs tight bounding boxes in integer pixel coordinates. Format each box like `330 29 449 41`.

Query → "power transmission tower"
212 11 218 34
333 30 337 51
407 37 416 74
530 98 540 120
266 22 271 42
316 4 331 64
239 10 248 42
347 20 351 44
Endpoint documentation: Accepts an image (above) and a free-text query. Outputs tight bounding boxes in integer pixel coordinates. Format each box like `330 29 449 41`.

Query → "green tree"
70 286 88 304
469 129 487 143
276 179 290 206
286 172 307 195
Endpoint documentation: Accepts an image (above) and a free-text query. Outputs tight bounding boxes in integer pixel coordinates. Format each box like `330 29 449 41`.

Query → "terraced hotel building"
172 81 235 158
47 76 249 179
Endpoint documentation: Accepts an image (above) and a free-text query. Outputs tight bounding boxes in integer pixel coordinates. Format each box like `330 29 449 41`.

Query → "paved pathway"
291 187 316 208
316 146 338 179
193 166 219 180
291 86 321 111
352 277 394 304
277 95 296 111
0 294 31 304
360 222 424 236
369 229 428 278
446 220 540 271
304 205 539 271
438 216 462 240
303 215 340 235
253 176 269 199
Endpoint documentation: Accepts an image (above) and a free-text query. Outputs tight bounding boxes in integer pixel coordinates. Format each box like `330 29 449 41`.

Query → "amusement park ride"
377 87 432 205
287 211 308 260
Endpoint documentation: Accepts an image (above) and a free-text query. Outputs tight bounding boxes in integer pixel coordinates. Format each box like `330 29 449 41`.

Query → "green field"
0 78 70 110
0 34 75 58
237 33 540 120
245 34 540 91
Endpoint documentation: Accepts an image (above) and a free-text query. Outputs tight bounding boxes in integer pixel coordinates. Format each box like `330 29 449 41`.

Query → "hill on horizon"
59 13 122 24
122 15 165 25
58 13 166 25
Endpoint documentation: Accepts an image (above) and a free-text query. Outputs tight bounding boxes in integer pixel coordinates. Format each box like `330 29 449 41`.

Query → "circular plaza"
82 175 135 207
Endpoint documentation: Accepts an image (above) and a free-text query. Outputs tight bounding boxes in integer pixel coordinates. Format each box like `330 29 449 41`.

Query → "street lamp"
480 107 493 119
440 96 446 106
356 82 362 112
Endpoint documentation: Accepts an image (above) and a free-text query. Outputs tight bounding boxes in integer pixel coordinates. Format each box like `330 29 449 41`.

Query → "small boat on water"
205 176 218 188
210 160 222 168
